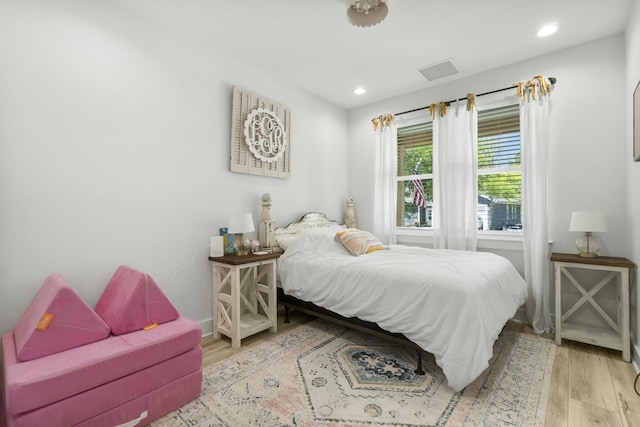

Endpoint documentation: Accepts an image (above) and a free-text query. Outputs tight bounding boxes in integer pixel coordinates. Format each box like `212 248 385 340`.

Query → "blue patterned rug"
153 319 555 426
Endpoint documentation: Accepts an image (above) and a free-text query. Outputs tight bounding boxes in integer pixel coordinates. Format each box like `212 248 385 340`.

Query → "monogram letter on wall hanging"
230 86 291 178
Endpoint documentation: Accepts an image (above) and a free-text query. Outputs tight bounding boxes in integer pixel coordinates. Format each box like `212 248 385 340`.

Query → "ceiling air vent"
418 60 459 81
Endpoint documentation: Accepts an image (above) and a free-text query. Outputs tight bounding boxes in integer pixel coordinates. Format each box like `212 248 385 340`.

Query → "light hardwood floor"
201 310 640 427
502 322 640 427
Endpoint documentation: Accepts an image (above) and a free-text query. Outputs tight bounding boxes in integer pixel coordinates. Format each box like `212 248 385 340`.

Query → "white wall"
0 0 349 335
626 0 640 368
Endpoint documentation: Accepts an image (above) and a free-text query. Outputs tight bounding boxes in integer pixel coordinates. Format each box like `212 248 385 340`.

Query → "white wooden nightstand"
209 252 280 348
552 252 635 362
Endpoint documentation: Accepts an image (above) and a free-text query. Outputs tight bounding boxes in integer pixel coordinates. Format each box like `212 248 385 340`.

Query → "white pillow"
275 224 345 250
281 226 347 255
275 234 299 251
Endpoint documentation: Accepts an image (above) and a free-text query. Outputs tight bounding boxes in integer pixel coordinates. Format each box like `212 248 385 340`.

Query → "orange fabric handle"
36 313 54 331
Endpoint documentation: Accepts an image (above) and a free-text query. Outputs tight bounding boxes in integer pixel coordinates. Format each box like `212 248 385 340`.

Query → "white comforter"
277 228 528 391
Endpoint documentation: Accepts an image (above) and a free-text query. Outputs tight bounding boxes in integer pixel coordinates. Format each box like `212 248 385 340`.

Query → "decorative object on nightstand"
209 236 224 257
569 211 607 257
249 239 260 253
220 227 235 255
228 213 255 256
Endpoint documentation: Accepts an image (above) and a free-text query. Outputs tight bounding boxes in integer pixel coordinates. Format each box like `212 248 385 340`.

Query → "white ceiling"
111 0 632 110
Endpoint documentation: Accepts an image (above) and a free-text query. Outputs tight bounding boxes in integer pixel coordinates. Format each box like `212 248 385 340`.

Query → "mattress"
3 315 201 416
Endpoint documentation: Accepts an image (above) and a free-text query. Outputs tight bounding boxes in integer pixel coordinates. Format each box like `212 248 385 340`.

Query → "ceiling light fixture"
537 24 557 37
354 87 366 95
347 0 388 28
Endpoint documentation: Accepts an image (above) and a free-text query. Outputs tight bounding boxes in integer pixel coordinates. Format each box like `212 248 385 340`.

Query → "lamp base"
576 233 600 258
234 233 250 256
578 252 598 258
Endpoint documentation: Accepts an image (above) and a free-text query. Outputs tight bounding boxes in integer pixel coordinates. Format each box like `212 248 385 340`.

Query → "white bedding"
277 228 528 391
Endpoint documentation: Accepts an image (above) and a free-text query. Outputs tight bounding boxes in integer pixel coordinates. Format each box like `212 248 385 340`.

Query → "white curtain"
432 101 478 251
521 78 553 333
372 115 397 244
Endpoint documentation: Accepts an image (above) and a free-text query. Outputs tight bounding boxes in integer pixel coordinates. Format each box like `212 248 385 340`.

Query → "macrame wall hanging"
230 86 291 179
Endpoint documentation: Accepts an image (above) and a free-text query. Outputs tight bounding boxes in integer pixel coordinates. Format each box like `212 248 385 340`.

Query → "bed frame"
259 193 425 375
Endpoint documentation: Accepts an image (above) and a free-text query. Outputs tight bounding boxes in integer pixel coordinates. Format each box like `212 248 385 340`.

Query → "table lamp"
569 211 607 257
228 213 255 256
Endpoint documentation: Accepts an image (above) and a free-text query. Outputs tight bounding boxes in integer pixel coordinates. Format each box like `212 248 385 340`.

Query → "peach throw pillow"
335 229 385 256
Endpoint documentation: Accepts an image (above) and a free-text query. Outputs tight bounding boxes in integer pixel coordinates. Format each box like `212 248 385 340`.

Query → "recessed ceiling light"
537 24 557 37
354 87 366 95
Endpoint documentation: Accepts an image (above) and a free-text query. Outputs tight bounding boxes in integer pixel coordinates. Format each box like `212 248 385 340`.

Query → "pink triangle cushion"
95 265 179 335
13 274 111 362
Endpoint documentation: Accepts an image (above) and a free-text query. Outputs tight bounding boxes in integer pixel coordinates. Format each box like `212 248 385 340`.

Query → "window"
477 105 521 231
396 122 433 227
396 104 522 232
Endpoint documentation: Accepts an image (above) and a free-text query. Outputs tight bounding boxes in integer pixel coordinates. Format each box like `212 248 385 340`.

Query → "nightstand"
209 252 280 348
552 252 634 361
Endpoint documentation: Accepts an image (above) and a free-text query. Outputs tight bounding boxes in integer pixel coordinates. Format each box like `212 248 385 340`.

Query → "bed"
260 195 528 392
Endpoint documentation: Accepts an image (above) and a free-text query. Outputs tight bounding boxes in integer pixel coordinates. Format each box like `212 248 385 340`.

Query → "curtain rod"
394 77 557 116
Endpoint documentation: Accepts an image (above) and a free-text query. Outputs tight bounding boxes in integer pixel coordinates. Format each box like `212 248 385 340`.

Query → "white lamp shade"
228 213 255 234
569 211 607 233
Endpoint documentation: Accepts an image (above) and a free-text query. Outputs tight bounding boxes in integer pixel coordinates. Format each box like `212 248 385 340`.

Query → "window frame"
394 100 523 244
395 116 434 228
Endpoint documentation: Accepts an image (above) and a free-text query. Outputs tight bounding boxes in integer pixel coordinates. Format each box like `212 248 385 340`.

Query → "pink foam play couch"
1 266 203 427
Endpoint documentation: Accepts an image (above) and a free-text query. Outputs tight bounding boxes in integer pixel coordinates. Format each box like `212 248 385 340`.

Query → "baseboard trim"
512 306 528 324
199 317 213 337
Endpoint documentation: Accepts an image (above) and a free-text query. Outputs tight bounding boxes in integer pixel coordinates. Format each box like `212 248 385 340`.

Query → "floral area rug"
152 319 555 426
